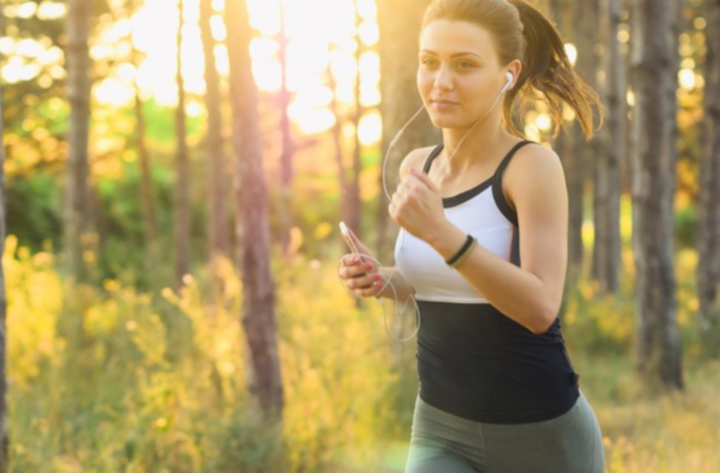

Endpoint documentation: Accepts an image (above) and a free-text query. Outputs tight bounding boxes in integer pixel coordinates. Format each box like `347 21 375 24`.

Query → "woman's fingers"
346 227 371 255
339 252 383 298
340 261 376 279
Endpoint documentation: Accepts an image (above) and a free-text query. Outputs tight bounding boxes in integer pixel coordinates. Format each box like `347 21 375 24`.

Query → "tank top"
394 140 580 424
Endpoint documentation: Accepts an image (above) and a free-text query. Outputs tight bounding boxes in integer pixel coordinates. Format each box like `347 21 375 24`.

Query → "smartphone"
339 221 364 262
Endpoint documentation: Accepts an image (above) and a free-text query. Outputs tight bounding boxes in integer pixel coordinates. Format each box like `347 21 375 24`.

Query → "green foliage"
674 204 698 250
6 173 63 252
5 237 402 472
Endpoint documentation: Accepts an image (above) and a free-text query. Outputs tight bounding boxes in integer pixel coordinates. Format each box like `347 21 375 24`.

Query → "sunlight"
565 43 578 67
358 111 382 146
94 78 135 107
12 0 382 140
535 113 552 131
679 68 696 90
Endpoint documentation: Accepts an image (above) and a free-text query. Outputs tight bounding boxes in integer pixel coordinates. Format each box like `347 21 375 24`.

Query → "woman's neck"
438 119 515 178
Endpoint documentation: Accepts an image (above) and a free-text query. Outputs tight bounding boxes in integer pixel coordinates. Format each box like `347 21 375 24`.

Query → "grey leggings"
406 390 605 473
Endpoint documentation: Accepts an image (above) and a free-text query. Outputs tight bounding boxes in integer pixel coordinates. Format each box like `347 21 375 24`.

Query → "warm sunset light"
81 0 383 142
0 0 383 142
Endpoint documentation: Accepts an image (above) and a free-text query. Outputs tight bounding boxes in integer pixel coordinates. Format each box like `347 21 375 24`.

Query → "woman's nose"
433 65 454 90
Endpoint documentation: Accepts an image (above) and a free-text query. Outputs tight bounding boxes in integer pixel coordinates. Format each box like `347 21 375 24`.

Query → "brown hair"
421 0 604 140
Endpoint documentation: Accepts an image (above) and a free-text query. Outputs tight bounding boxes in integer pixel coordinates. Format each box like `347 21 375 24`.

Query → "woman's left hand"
389 167 449 243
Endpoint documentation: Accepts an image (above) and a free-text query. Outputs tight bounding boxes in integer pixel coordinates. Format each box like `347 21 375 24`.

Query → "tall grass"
4 225 719 472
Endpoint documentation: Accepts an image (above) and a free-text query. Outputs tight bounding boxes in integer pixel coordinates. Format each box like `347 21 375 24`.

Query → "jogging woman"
339 1 605 471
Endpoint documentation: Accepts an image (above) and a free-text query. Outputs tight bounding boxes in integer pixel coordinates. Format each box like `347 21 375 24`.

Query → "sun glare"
5 0 383 142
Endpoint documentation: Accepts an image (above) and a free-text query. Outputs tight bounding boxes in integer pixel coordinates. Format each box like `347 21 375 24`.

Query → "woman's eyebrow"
419 50 484 60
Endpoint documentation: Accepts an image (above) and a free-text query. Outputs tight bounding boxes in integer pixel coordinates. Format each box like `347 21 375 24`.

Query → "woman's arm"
425 146 568 334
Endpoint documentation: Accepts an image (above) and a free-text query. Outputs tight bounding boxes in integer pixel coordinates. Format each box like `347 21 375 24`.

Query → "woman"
338 0 605 471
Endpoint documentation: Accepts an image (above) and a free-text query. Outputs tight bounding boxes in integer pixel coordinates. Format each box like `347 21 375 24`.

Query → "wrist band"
445 234 477 267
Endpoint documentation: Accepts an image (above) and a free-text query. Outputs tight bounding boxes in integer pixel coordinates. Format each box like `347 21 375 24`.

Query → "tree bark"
698 0 720 335
593 0 624 294
64 0 92 282
629 0 683 391
551 0 585 281
0 4 10 468
225 0 284 420
376 0 440 263
128 0 158 278
277 7 295 257
200 0 229 282
174 0 191 289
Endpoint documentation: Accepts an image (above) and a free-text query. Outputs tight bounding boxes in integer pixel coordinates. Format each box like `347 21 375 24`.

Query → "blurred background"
0 0 719 471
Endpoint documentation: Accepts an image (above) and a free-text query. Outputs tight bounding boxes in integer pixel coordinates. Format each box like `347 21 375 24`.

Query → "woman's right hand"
338 227 385 298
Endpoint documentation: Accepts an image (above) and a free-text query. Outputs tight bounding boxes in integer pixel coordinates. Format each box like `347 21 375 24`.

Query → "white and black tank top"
395 141 580 424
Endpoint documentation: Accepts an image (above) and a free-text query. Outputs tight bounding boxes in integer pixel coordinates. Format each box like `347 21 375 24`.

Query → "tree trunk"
128 0 158 279
327 65 350 238
64 0 92 282
200 0 229 284
0 5 10 466
277 7 295 257
593 0 624 294
225 0 284 420
698 0 720 333
348 0 364 243
376 0 440 263
552 0 585 280
175 0 191 289
629 0 683 391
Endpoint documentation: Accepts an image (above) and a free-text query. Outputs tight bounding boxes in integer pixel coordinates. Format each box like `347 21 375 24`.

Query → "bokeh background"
0 0 719 471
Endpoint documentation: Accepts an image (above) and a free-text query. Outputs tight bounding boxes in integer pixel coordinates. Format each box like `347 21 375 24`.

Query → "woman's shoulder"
399 145 439 180
503 141 565 211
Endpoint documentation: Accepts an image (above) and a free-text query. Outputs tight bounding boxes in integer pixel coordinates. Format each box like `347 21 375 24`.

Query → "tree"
175 0 191 289
376 0 440 263
0 4 10 469
129 0 158 278
347 0 365 242
200 0 230 277
698 0 720 336
64 0 92 282
550 0 586 281
629 0 683 390
277 3 295 256
225 0 284 420
593 0 625 294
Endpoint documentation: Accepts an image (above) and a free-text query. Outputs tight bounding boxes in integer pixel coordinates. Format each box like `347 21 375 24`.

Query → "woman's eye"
458 62 474 68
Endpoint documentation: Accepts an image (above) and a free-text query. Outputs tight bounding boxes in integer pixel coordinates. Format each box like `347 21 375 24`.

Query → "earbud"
501 71 514 94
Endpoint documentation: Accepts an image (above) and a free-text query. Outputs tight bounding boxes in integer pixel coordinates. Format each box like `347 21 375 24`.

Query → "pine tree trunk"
698 0 720 333
200 0 229 280
175 0 191 289
376 0 440 263
327 65 350 235
554 0 585 278
129 0 158 278
0 4 10 466
348 0 364 243
594 0 624 294
64 0 91 282
629 0 683 391
277 9 295 257
225 0 284 420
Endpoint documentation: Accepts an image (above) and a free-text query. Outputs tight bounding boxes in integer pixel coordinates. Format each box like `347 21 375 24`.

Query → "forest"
0 0 718 471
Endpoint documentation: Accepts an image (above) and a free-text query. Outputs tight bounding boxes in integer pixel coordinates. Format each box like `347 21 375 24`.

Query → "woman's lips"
431 100 458 110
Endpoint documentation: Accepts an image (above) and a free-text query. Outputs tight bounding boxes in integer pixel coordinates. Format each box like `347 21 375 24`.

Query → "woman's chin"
430 116 465 129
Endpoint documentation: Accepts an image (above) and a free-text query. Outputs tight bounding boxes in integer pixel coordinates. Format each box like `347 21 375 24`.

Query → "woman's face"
417 20 508 129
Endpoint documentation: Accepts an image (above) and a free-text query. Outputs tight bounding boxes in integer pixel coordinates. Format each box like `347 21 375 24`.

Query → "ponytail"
506 0 604 140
